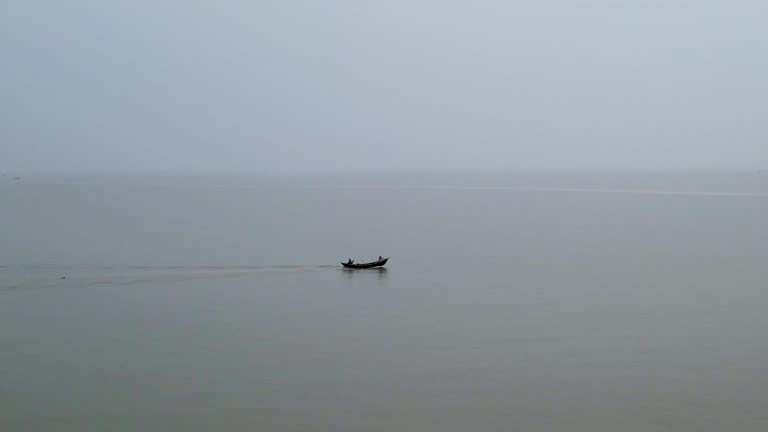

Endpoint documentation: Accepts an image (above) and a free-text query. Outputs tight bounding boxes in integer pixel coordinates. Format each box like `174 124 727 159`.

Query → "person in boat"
378 256 383 261
347 258 354 265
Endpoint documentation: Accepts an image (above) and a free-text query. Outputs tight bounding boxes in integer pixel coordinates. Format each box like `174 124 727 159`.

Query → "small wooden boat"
341 257 389 269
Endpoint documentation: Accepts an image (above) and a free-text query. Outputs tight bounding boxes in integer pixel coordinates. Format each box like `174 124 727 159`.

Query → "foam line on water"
318 184 768 197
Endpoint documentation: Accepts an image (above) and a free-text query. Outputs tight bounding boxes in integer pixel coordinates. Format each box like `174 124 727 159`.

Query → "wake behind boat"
341 257 389 269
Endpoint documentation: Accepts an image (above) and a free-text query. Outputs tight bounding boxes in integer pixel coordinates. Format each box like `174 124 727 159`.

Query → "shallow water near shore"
2 173 768 431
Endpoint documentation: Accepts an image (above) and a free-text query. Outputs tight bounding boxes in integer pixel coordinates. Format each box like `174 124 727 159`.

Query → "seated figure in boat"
347 258 354 265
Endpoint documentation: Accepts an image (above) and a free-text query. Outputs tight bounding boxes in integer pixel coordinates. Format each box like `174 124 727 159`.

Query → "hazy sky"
2 1 766 173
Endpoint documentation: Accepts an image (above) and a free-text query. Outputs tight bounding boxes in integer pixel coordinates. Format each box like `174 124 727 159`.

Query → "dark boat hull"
341 258 389 269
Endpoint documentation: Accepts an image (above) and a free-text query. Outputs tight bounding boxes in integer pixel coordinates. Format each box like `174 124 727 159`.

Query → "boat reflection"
341 266 388 280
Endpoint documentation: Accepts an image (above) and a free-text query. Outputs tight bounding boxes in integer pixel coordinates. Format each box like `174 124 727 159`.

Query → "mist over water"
3 0 768 428
2 173 768 431
3 1 768 174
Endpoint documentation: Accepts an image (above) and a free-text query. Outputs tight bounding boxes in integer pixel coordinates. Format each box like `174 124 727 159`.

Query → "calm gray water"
2 174 768 431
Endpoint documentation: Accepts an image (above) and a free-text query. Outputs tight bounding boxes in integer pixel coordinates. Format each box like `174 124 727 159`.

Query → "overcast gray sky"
1 1 766 173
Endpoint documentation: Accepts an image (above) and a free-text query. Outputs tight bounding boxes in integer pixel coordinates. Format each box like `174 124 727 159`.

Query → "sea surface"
2 173 768 431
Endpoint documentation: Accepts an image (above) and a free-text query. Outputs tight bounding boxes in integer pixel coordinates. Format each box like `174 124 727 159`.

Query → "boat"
341 257 389 269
